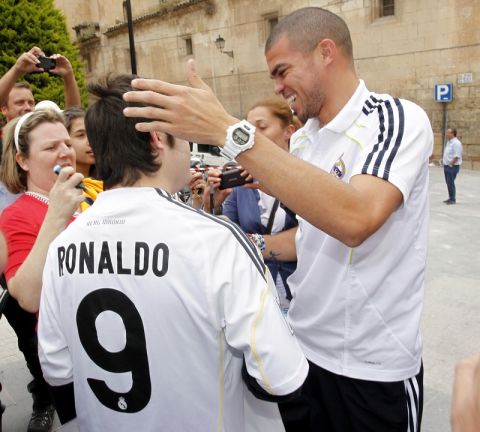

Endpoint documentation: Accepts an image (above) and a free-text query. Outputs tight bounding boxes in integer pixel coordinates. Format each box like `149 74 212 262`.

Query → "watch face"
232 127 250 146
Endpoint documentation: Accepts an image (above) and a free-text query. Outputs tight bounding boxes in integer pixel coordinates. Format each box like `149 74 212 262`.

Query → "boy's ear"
149 131 167 151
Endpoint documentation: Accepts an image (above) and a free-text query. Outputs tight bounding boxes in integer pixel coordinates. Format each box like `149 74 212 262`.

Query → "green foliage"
0 0 87 108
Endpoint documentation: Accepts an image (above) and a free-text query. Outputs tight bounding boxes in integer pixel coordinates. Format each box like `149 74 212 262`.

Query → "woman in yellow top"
63 107 103 210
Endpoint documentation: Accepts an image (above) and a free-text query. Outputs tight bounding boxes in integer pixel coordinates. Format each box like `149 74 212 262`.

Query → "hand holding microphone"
47 165 86 222
53 165 87 191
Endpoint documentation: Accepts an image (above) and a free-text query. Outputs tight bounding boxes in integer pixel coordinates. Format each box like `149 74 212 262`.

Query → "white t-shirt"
258 191 286 234
288 80 433 382
38 187 308 432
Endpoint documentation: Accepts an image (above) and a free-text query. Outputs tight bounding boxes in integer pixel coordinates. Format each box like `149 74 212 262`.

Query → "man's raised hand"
123 59 237 146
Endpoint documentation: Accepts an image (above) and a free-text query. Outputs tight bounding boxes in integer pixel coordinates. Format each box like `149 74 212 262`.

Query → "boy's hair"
0 110 65 193
85 74 174 189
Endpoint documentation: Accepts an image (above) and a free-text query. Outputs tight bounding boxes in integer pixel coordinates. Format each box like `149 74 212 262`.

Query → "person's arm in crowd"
38 244 77 424
188 171 206 209
50 54 81 108
450 157 459 166
0 47 44 106
263 226 297 262
202 169 232 215
450 140 462 166
123 61 403 247
451 354 480 432
7 168 84 313
0 231 7 273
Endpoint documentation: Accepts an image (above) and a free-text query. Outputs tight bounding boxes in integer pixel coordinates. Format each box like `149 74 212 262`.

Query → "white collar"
25 191 49 205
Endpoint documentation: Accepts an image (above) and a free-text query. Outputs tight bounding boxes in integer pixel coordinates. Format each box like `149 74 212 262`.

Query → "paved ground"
0 165 479 431
421 166 480 432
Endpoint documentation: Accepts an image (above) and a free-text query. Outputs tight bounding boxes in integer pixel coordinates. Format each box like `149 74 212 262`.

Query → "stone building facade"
55 0 480 167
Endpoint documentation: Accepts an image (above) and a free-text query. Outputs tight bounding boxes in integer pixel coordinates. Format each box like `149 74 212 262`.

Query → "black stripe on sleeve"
361 96 405 181
372 99 395 177
361 100 387 174
383 98 405 179
362 94 383 115
154 189 267 280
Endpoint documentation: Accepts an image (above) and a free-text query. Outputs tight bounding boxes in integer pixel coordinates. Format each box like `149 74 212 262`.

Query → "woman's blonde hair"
247 97 295 128
1 109 65 194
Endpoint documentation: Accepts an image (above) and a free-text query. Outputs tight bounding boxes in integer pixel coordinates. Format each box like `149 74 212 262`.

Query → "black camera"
219 169 253 190
37 56 56 70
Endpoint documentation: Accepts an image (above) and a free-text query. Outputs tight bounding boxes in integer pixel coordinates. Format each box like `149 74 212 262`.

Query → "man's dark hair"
85 74 173 189
451 128 457 137
265 7 353 61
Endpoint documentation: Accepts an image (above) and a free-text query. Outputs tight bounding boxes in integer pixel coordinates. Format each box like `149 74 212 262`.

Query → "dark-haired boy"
37 74 308 431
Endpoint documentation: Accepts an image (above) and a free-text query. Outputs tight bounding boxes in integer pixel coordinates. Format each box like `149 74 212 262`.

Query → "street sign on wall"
434 83 453 102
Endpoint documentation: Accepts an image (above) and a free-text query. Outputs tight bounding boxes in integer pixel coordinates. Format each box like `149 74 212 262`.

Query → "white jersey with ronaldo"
38 187 308 432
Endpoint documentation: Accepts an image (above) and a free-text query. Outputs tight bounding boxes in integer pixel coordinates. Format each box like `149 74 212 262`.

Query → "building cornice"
104 0 215 36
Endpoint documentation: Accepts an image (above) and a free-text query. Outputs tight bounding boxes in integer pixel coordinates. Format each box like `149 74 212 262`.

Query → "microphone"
53 165 87 191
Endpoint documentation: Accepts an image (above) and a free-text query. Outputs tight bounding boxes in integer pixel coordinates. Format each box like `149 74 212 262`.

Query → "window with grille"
380 0 395 17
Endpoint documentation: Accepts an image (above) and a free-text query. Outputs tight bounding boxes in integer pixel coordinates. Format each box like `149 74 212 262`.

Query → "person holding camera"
0 46 81 123
123 6 433 432
206 98 298 314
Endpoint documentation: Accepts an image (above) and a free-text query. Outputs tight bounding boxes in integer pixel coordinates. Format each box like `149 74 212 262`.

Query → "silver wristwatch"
220 120 256 161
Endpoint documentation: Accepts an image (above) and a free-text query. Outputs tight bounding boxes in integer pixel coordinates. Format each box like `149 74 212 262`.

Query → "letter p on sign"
434 84 453 102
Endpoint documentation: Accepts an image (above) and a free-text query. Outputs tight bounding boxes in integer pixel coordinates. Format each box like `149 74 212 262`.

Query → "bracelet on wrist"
247 233 266 252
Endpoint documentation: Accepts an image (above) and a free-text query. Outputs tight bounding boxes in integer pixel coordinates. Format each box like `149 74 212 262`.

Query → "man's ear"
0 105 8 117
314 38 336 66
15 153 29 171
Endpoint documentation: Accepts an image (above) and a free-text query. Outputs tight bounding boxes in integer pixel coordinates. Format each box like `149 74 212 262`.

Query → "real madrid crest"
118 396 128 410
330 154 346 180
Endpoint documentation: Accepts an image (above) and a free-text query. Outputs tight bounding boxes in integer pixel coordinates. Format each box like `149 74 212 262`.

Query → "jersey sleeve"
351 98 433 204
38 244 73 387
216 226 308 396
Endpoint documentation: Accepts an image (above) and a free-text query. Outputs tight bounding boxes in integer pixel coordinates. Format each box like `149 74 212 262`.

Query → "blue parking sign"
434 84 453 102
